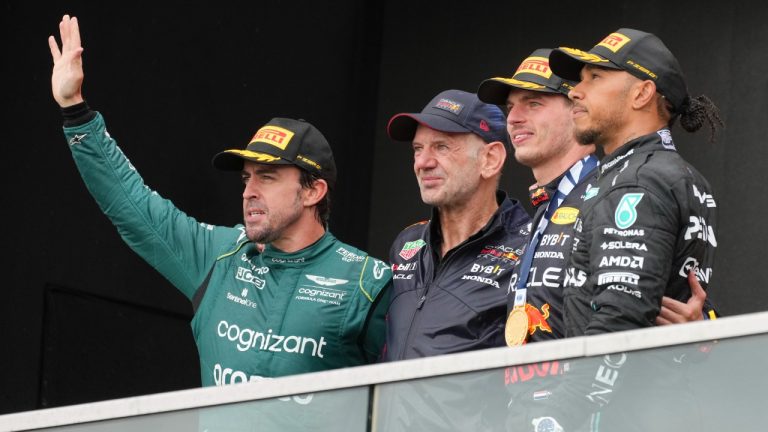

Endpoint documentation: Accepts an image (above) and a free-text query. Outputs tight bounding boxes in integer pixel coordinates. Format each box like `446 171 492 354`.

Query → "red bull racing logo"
434 98 464 115
479 244 520 262
526 303 553 335
530 187 550 207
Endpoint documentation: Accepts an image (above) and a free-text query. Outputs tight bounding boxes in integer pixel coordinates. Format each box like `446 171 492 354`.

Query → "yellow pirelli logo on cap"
251 126 294 150
515 56 552 79
598 32 631 53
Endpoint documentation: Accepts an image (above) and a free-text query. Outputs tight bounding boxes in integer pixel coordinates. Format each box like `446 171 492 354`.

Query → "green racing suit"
63 111 391 387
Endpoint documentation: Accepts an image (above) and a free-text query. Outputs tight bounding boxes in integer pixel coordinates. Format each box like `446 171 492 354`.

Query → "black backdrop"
2 0 767 415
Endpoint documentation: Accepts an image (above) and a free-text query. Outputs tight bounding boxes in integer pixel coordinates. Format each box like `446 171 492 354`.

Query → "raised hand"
656 269 707 325
48 15 85 107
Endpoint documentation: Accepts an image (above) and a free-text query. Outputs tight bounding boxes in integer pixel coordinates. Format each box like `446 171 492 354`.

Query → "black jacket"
564 129 717 336
383 191 531 360
509 159 599 342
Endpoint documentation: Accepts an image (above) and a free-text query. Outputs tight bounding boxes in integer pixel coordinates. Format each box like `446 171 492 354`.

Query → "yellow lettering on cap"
250 126 295 150
626 60 657 79
296 155 321 170
597 32 631 53
514 56 552 79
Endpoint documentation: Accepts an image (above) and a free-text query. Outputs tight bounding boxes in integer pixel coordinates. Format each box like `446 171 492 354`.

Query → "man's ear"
302 178 328 207
632 79 657 111
480 141 507 180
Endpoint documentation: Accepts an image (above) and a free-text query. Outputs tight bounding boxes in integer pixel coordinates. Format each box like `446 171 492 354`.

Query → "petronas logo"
614 193 644 229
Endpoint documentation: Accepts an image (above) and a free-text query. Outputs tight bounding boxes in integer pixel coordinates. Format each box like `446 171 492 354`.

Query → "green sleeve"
353 256 392 362
360 280 391 362
64 113 242 299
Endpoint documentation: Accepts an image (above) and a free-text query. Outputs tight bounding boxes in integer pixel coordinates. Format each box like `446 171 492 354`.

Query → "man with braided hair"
495 29 723 432
549 28 722 337
477 45 719 432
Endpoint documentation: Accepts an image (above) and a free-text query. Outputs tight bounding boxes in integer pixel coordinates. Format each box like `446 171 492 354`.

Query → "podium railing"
2 311 767 431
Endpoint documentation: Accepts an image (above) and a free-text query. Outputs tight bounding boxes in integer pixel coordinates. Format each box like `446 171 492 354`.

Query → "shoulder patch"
403 220 429 230
358 257 391 302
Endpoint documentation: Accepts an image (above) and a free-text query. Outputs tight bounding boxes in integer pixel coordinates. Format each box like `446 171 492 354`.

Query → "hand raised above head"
48 14 85 108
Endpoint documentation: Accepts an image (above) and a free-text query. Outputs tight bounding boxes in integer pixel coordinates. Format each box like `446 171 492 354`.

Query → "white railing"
1 311 767 431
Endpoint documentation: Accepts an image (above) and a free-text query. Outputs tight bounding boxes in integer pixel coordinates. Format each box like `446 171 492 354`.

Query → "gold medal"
505 306 529 346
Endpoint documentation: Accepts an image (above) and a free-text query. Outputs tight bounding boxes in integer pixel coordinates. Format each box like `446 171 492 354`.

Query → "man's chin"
419 192 442 207
245 227 273 244
575 128 600 146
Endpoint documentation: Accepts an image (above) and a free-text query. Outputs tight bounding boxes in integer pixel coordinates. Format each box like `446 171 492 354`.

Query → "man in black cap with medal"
478 48 714 348
478 40 721 431
478 49 596 347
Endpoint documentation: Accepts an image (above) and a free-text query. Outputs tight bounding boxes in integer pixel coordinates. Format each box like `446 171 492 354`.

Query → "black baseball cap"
387 89 510 149
550 28 689 113
478 48 576 105
212 118 337 186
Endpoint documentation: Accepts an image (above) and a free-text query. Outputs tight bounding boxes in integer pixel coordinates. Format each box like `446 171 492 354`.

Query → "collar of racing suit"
259 231 337 268
599 129 677 178
528 176 562 209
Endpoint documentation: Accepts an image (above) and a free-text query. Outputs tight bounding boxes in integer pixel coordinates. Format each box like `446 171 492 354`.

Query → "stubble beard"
575 127 602 146
574 107 625 149
245 191 304 244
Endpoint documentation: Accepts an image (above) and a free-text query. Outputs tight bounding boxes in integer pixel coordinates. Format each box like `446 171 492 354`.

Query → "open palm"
48 15 84 107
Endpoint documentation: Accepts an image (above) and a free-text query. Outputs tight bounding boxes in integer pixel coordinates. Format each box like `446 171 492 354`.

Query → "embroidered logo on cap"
598 32 631 53
479 120 490 132
559 47 610 64
515 56 552 79
296 154 321 170
494 77 546 90
434 98 464 115
226 149 281 162
251 126 295 150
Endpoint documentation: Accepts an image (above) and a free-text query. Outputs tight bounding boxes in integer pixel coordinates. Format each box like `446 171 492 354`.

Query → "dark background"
2 0 766 415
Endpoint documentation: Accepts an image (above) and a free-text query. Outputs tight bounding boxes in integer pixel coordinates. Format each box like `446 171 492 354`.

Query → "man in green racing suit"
48 15 390 390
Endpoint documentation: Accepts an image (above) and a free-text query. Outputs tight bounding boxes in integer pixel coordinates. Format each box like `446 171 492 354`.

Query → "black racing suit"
507 159 599 344
565 128 717 335
506 135 718 431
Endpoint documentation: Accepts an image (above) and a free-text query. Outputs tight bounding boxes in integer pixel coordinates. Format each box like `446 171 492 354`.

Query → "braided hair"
678 95 725 142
